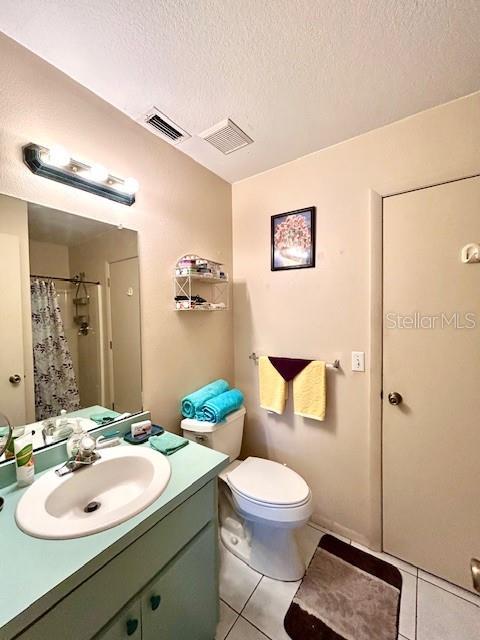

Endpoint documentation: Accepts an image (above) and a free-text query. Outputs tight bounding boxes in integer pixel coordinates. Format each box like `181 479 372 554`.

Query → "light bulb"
89 164 109 182
123 177 139 194
48 145 70 167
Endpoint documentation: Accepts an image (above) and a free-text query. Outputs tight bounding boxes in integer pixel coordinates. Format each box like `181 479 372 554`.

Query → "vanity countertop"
0 434 228 639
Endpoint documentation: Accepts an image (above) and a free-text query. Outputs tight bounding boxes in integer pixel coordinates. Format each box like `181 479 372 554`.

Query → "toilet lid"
227 457 310 506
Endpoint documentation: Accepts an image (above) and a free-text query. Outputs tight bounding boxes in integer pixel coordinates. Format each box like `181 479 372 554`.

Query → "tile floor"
217 523 480 640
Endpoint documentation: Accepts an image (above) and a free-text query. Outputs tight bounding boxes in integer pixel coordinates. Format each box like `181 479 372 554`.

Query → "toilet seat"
227 457 310 507
230 487 311 509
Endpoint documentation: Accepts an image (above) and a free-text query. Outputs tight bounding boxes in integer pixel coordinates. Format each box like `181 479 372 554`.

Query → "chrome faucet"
55 434 101 477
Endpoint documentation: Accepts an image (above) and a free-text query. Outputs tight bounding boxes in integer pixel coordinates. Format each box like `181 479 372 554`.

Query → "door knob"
9 374 21 385
388 391 403 406
471 558 480 593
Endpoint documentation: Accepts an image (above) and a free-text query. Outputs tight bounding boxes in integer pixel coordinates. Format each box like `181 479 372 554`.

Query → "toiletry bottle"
14 431 35 487
5 426 25 461
66 419 86 458
55 409 75 439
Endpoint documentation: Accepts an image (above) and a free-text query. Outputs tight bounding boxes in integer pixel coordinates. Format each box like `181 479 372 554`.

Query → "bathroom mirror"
0 413 12 459
0 194 142 460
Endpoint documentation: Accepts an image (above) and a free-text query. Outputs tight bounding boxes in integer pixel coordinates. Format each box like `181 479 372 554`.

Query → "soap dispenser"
56 409 75 439
66 419 86 458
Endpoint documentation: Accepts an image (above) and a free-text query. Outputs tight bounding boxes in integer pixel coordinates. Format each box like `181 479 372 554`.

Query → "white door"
383 176 480 593
108 257 142 413
0 233 27 424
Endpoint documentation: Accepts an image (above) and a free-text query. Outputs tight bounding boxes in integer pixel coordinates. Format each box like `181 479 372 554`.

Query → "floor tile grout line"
417 575 480 608
220 598 242 617
223 614 239 640
239 614 275 640
239 573 264 616
222 611 239 640
221 596 243 616
219 598 240 640
414 571 418 640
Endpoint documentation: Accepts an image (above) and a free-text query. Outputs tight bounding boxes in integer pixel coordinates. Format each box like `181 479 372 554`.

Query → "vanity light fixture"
23 143 139 206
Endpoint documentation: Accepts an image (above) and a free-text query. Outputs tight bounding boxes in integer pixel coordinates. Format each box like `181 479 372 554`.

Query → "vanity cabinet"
140 522 217 640
96 523 217 640
14 481 219 640
95 601 142 640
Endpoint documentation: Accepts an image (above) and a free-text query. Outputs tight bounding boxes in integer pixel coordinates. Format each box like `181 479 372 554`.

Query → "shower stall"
30 273 105 420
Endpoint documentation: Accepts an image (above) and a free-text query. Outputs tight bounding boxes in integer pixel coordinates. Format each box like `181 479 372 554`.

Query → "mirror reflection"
0 195 142 459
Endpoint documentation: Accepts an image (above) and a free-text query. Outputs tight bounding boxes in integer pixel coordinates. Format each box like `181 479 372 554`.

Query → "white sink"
15 446 171 539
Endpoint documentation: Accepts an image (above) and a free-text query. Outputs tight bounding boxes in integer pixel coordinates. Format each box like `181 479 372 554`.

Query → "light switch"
351 351 365 372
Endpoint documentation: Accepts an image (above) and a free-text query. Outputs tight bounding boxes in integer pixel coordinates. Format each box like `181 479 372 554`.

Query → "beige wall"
0 33 233 431
69 228 139 409
0 195 35 421
29 240 70 278
232 91 480 546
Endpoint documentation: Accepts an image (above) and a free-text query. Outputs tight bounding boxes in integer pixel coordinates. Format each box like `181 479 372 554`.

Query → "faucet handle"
78 434 96 455
76 434 100 464
55 434 100 477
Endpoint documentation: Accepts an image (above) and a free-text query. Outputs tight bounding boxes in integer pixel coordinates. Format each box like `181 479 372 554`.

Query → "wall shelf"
174 254 229 311
175 273 229 284
174 307 228 312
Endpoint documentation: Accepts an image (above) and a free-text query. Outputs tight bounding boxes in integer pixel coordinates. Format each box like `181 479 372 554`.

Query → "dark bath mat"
284 535 402 640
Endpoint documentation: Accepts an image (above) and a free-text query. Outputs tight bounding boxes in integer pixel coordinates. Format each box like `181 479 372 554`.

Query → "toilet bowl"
181 407 313 581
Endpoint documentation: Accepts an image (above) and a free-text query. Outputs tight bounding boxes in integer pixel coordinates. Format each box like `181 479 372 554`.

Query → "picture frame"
271 206 316 271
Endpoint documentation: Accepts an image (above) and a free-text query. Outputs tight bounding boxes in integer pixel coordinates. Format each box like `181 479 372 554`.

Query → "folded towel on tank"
198 389 244 423
181 379 229 418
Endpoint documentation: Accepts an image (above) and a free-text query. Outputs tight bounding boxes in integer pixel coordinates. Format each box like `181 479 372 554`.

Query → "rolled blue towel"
181 379 229 418
200 389 244 423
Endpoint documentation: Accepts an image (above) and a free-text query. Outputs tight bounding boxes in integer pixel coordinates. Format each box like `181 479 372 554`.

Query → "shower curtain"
31 279 80 420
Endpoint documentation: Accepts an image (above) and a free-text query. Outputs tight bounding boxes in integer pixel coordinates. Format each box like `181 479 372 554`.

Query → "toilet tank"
181 406 246 460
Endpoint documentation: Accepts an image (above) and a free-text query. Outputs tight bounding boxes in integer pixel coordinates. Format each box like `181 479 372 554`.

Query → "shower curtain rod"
30 274 100 285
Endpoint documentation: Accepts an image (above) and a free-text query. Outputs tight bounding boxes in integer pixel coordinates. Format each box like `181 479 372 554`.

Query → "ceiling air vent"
140 107 190 145
199 119 253 154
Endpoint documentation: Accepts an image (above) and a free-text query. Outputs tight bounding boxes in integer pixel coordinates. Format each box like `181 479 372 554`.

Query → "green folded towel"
150 433 189 456
90 411 118 425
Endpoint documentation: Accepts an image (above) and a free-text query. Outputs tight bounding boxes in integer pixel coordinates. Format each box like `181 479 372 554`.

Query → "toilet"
181 407 313 581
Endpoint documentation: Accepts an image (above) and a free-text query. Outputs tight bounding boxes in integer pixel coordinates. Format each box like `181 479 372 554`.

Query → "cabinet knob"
126 618 139 636
150 594 161 611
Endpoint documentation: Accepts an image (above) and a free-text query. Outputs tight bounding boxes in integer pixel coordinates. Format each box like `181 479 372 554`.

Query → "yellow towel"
259 356 288 414
293 360 326 421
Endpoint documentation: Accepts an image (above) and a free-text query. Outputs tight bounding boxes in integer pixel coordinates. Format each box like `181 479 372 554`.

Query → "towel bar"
248 352 340 369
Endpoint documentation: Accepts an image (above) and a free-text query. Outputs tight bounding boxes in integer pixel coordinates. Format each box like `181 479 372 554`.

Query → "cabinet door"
141 522 218 640
95 600 141 640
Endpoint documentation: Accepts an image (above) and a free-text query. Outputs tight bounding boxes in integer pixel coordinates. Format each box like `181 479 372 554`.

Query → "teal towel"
181 379 229 419
90 411 117 425
150 433 189 456
199 389 244 423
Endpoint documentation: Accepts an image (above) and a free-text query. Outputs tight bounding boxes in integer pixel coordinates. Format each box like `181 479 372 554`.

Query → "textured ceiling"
1 0 480 183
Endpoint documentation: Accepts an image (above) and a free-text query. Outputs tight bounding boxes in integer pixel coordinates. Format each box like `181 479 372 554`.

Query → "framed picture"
271 206 316 271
